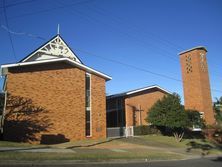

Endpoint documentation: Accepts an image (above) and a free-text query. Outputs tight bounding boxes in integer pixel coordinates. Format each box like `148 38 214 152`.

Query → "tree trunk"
173 132 184 142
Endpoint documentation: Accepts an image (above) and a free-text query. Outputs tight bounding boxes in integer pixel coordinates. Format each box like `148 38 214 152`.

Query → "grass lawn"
121 135 222 155
0 151 183 161
121 135 214 148
0 135 218 149
0 135 221 161
0 141 34 147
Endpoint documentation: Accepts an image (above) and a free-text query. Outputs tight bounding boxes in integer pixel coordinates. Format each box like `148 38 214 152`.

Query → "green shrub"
134 125 161 136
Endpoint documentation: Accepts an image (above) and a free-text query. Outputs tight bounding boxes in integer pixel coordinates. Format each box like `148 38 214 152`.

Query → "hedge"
134 125 161 136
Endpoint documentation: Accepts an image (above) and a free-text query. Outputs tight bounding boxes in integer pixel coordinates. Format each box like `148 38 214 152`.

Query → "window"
85 73 91 136
200 112 204 119
0 92 5 115
200 53 207 72
185 54 192 73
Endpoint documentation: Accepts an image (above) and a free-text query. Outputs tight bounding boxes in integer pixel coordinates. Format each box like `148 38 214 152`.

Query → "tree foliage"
146 93 186 142
214 97 222 124
147 93 186 128
186 109 205 128
146 93 204 142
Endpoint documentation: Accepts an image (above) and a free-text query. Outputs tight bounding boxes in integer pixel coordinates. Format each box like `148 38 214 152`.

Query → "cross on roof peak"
57 24 60 35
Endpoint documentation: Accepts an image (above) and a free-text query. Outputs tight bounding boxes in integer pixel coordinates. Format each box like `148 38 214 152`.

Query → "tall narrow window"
85 73 91 136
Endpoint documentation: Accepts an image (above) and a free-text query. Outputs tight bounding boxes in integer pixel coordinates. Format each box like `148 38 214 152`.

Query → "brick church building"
180 46 215 125
0 35 111 143
106 85 170 128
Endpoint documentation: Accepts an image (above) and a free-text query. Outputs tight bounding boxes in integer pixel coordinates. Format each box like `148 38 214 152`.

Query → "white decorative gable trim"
21 35 82 63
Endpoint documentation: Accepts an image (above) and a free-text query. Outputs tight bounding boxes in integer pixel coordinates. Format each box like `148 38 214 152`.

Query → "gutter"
1 58 112 81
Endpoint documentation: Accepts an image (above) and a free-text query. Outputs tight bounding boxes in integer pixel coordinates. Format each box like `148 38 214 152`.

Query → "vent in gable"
185 55 192 74
21 35 82 64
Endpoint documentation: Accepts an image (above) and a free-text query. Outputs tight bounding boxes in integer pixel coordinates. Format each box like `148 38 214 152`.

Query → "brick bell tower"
179 46 215 125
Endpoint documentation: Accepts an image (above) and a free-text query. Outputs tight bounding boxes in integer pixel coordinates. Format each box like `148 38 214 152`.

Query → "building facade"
106 85 170 127
0 35 111 143
180 46 215 125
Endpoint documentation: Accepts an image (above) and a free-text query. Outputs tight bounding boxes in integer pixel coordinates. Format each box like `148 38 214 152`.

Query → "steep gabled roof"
107 85 171 99
1 34 112 81
20 35 83 63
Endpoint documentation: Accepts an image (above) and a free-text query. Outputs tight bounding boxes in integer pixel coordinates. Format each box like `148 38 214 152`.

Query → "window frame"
85 73 92 137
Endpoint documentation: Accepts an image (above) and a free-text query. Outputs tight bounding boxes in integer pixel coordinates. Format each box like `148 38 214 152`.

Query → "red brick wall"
180 48 215 125
3 62 106 143
125 89 167 127
91 75 106 139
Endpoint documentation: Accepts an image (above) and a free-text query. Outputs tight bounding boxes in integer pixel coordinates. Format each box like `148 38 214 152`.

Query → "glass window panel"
85 73 91 136
86 96 90 107
86 110 90 122
86 123 90 136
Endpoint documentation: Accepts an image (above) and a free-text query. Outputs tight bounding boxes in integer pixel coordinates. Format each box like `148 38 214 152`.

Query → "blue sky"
0 0 222 103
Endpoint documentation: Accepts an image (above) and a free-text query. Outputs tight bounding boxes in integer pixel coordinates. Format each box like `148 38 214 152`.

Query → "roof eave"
1 58 112 81
106 93 126 99
107 85 171 99
179 46 207 55
126 85 171 95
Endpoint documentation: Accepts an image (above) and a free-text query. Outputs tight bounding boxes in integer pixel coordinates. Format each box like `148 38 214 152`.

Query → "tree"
186 109 205 129
146 93 187 142
214 97 222 124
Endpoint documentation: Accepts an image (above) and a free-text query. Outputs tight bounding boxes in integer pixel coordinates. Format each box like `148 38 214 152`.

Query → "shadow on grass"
212 156 222 162
186 140 214 156
66 137 124 149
